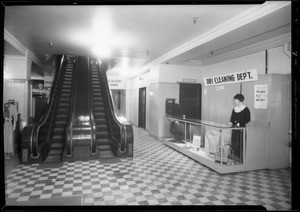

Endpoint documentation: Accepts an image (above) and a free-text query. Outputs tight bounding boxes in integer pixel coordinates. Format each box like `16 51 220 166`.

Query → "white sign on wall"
108 76 125 90
216 85 224 91
44 81 52 88
254 84 268 109
203 69 258 86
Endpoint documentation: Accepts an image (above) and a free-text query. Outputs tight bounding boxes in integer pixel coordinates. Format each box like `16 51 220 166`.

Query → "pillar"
4 55 32 125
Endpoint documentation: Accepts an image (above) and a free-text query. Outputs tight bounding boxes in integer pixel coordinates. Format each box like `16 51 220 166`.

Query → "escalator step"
48 149 63 155
59 102 70 106
44 155 61 163
61 89 71 93
93 89 102 92
95 117 106 122
94 113 105 117
93 97 103 101
52 134 64 141
96 138 110 144
55 121 67 127
96 133 109 139
61 93 71 97
96 131 108 135
95 119 106 124
51 143 64 148
94 102 104 106
56 114 68 119
94 107 105 112
60 97 70 102
54 127 64 133
98 144 111 150
96 124 108 130
99 150 115 159
57 108 69 113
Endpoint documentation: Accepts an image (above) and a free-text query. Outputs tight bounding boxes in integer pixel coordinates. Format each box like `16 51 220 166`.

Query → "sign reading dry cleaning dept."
203 69 258 86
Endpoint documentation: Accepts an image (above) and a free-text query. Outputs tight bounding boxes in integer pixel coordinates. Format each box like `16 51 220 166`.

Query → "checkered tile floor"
5 126 291 209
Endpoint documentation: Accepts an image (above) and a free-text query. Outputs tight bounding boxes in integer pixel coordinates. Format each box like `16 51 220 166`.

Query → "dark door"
138 87 146 128
179 83 201 119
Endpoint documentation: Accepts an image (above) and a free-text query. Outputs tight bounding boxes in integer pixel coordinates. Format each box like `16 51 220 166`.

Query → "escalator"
89 60 115 158
44 59 75 163
88 58 134 159
21 55 133 164
21 55 76 163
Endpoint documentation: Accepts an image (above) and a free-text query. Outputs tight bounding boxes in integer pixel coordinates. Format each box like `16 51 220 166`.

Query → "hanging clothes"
3 103 18 157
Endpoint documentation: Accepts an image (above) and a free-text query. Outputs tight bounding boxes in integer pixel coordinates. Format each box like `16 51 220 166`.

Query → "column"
4 55 32 125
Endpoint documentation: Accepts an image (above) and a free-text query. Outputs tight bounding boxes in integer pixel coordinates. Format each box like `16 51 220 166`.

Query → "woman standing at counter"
229 94 251 163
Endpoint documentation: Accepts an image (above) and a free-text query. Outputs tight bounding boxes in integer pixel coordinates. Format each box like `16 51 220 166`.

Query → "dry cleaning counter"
163 116 289 174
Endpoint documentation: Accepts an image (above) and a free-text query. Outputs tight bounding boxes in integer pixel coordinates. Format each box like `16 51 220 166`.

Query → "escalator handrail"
30 55 66 158
87 58 97 155
65 56 78 157
96 59 130 152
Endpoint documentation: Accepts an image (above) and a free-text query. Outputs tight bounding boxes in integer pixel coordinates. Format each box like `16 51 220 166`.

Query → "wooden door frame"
138 87 146 128
179 83 202 119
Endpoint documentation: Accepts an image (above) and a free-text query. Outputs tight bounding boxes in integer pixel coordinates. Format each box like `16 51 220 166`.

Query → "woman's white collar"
234 104 246 113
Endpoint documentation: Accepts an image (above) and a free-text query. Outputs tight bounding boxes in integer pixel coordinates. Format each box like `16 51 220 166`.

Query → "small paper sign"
254 84 268 109
192 135 201 147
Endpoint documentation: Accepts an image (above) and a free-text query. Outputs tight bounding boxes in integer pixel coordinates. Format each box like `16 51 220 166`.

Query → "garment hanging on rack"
3 103 18 158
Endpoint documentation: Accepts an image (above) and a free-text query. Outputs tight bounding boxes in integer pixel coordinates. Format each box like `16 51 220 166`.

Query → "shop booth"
164 72 291 174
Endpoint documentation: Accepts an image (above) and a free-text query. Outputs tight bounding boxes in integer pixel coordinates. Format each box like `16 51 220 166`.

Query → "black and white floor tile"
5 126 291 210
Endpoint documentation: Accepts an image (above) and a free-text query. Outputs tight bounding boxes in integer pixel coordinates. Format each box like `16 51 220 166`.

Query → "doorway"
138 87 146 128
179 83 202 119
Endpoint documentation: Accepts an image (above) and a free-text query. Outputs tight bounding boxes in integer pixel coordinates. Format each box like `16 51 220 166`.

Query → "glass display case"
164 116 246 174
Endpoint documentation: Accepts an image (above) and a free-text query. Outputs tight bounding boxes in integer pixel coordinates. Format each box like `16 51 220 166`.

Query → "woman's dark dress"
230 107 251 162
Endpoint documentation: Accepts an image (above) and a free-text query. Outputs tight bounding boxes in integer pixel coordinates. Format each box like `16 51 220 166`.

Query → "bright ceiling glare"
92 45 112 58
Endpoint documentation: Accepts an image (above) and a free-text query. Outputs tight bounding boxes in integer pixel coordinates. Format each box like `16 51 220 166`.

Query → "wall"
267 45 291 74
202 51 265 78
159 64 201 83
125 42 291 140
126 64 202 140
4 56 32 123
201 44 291 125
125 71 150 126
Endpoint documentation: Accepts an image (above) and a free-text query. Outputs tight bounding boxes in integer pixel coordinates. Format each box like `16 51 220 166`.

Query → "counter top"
165 115 233 128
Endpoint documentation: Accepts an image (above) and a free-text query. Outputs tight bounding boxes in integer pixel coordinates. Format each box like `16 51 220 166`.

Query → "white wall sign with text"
108 76 125 90
203 69 258 86
254 84 268 109
44 81 52 88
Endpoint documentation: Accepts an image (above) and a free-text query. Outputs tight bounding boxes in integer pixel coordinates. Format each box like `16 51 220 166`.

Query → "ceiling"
4 3 291 77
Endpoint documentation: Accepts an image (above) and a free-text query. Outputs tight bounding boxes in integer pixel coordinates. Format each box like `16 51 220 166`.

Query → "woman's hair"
234 94 245 102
